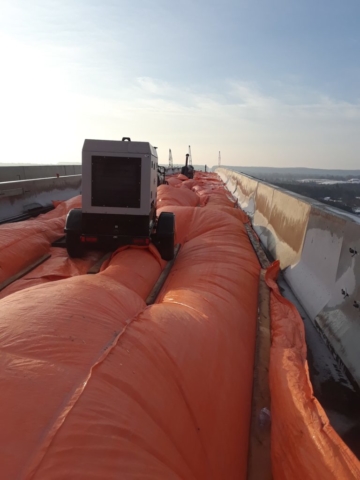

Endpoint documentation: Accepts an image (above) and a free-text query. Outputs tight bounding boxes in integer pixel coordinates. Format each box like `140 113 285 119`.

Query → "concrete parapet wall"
0 165 81 182
0 175 82 221
217 167 360 385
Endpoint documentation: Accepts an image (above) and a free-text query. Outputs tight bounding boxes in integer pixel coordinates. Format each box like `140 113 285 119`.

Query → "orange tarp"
0 196 81 284
0 171 359 479
0 180 261 479
266 262 360 479
156 184 199 207
0 247 101 299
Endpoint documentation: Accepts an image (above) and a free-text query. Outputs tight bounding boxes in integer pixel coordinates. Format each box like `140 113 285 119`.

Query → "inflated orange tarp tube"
179 178 196 189
1 171 358 479
0 181 261 479
266 262 360 479
0 247 101 299
0 247 163 479
0 196 81 284
165 176 183 186
157 184 198 207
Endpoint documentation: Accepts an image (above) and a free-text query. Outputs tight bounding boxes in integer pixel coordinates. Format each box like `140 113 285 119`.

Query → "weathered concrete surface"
221 169 311 269
218 167 360 387
256 184 311 268
0 175 82 221
0 165 81 182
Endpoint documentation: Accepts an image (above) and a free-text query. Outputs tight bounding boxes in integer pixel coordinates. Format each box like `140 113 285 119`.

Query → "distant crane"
169 149 173 168
218 151 221 166
188 145 192 166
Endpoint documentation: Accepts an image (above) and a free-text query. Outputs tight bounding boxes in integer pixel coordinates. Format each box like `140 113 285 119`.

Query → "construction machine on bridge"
64 137 175 260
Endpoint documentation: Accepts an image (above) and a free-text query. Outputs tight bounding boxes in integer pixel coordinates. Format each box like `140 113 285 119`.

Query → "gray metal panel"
82 140 157 215
83 139 155 155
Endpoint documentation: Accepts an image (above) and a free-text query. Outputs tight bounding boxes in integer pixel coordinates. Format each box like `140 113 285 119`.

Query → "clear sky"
0 0 359 167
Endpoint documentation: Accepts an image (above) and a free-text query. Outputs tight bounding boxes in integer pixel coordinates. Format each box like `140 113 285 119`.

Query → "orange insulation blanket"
0 173 261 479
266 262 360 479
0 196 81 284
0 171 359 478
0 247 102 299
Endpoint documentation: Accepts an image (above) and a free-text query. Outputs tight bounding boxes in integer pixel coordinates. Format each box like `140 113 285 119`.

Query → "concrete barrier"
217 168 360 386
0 175 82 221
0 164 179 222
0 165 81 182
